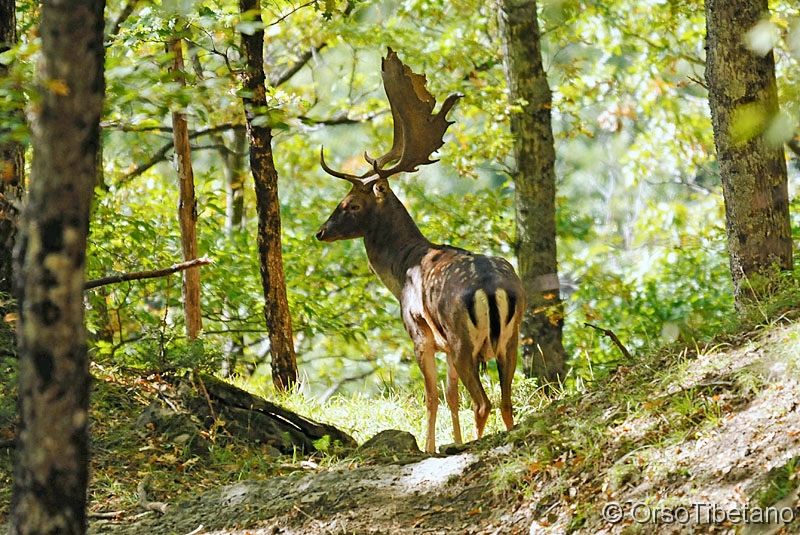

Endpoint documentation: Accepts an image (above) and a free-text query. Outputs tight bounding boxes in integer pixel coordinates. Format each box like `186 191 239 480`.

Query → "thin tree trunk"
219 129 247 376
705 0 792 309
168 36 202 340
499 0 567 385
0 0 24 299
9 0 105 533
239 0 298 390
223 128 247 233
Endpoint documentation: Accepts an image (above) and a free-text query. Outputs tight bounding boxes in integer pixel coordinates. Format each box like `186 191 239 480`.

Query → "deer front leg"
402 282 442 453
414 338 438 453
445 354 463 444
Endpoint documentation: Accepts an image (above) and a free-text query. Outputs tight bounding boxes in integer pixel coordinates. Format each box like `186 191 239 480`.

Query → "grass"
752 456 800 508
479 315 800 531
0 360 563 522
236 368 552 449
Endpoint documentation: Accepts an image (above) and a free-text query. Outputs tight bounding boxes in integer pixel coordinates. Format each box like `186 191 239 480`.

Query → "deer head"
315 48 462 243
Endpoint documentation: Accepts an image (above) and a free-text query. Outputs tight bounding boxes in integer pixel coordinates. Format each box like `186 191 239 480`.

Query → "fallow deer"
316 48 525 453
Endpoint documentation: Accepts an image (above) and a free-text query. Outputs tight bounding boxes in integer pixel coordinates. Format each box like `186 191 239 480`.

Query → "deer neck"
363 196 432 300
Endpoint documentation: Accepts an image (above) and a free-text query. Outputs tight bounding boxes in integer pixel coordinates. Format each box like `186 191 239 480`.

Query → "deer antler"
319 48 462 182
319 147 377 186
367 48 462 178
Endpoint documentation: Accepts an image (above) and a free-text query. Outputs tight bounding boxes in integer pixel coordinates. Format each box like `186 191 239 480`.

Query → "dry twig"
84 257 214 290
584 322 633 360
137 477 169 514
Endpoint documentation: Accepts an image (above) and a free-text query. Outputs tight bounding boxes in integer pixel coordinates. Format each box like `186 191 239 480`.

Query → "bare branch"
117 124 246 182
318 367 377 403
137 477 168 514
87 511 124 520
264 0 316 27
122 143 173 182
84 257 214 291
788 135 800 158
106 0 139 38
270 44 327 87
584 322 632 360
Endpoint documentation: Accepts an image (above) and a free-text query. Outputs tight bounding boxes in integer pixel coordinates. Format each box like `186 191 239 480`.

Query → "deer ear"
372 180 389 202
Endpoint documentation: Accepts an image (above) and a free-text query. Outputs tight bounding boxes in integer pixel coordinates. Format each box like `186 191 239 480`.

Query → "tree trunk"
0 0 24 299
499 0 567 384
219 128 247 376
223 128 247 234
168 36 203 340
705 0 792 308
9 0 105 533
239 0 298 390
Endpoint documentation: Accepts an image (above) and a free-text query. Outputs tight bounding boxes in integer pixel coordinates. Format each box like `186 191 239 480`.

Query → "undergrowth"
2 284 800 531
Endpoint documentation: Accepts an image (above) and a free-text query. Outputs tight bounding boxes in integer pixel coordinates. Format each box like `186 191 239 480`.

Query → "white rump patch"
467 289 491 359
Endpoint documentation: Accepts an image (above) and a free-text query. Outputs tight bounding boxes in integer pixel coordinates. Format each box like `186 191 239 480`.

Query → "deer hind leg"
496 333 518 431
450 339 491 440
445 354 463 444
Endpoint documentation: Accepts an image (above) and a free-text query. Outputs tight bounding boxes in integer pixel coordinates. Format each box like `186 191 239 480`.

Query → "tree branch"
84 257 214 291
114 108 375 184
318 367 378 403
106 0 140 38
116 124 246 182
584 322 632 360
787 135 800 158
270 44 327 87
137 477 168 514
122 142 174 182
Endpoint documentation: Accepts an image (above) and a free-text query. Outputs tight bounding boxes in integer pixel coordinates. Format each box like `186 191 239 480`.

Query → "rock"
439 442 470 455
359 429 420 454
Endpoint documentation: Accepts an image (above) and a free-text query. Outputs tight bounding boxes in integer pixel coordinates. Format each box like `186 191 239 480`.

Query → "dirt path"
93 445 530 535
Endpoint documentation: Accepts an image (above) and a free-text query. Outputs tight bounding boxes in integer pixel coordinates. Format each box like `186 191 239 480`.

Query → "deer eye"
348 203 361 212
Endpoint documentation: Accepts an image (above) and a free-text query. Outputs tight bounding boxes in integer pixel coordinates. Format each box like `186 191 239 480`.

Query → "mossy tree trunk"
499 0 567 384
168 36 203 340
239 0 298 390
0 0 24 300
9 0 105 533
705 0 792 308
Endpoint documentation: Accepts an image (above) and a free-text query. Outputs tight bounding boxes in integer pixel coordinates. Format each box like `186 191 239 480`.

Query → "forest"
1 0 800 533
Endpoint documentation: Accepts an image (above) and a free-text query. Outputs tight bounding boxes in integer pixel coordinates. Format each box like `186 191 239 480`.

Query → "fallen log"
171 371 357 454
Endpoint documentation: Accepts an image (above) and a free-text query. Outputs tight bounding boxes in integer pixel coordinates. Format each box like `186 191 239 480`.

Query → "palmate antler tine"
319 147 377 185
373 91 463 179
365 48 463 180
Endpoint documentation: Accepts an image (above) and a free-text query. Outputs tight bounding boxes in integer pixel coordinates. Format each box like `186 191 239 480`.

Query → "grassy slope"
500 319 800 533
1 319 800 534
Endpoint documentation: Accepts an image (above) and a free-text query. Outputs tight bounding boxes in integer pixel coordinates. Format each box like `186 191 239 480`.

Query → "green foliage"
562 194 735 379
5 0 798 393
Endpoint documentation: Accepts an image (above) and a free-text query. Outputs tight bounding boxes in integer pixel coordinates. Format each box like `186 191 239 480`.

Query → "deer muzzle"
315 225 334 242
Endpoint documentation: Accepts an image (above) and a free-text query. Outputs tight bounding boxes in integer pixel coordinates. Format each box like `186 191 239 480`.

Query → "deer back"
403 246 525 360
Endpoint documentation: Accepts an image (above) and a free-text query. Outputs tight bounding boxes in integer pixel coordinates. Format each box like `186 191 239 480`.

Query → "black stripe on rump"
488 291 501 348
506 292 517 325
463 292 478 328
